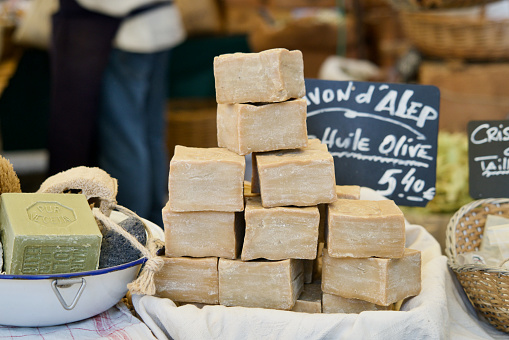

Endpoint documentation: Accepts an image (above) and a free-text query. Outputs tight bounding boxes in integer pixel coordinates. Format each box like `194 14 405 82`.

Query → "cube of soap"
336 185 361 200
327 199 405 258
217 99 308 155
322 293 392 314
322 248 421 306
154 256 219 305
219 258 303 310
168 146 245 212
292 283 322 313
0 193 102 275
241 196 319 261
255 139 337 207
163 202 244 259
214 48 305 104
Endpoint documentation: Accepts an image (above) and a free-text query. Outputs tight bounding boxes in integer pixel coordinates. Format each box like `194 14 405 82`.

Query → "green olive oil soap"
0 193 102 275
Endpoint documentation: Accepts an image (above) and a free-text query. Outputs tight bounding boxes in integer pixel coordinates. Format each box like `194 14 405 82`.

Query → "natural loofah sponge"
37 166 118 216
0 155 21 194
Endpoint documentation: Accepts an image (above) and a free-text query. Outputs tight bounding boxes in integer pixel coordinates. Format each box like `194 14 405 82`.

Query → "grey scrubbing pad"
99 216 147 269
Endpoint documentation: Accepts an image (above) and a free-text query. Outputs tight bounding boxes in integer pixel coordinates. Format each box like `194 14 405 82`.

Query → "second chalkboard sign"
468 120 509 199
305 79 440 207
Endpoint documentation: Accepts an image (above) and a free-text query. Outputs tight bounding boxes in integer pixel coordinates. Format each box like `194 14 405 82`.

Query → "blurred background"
1 0 509 250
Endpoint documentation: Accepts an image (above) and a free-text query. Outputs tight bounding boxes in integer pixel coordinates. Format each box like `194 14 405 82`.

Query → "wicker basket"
385 0 499 10
445 198 509 332
399 7 509 60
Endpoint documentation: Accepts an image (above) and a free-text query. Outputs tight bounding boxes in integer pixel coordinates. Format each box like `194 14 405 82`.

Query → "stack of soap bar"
327 199 405 258
219 258 303 310
163 202 244 259
241 196 319 261
322 293 392 314
168 145 245 212
292 283 322 313
321 248 421 306
254 139 337 208
154 256 219 305
214 48 305 104
217 99 308 155
0 193 102 275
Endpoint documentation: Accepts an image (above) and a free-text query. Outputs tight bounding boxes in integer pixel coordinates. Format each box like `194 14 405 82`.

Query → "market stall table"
0 188 508 339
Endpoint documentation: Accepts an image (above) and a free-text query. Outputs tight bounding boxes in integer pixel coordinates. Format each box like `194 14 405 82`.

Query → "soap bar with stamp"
217 99 308 155
322 248 421 306
219 258 303 310
255 139 336 207
292 283 322 313
327 199 405 258
163 202 244 259
0 193 102 275
241 196 319 261
168 146 245 212
214 48 305 104
322 293 392 314
154 256 219 305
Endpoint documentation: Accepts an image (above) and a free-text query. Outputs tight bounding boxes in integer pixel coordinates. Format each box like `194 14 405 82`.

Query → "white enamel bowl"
0 211 164 327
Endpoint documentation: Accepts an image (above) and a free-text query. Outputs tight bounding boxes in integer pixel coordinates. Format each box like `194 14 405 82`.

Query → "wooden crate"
419 61 509 133
166 99 218 159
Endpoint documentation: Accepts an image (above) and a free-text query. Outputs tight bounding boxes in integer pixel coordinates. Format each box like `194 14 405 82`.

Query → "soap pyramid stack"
156 48 421 313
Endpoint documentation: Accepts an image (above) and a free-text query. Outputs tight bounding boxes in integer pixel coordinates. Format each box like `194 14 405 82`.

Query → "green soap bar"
0 193 102 275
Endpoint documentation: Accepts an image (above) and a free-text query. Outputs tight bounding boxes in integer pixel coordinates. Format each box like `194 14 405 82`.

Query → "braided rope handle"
93 201 164 296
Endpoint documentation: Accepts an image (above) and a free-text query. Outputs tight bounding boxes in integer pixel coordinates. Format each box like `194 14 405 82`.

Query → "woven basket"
445 198 509 332
399 7 509 60
386 0 499 10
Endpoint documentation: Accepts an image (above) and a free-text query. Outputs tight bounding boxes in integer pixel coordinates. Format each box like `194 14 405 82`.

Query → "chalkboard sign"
468 120 509 199
305 79 440 207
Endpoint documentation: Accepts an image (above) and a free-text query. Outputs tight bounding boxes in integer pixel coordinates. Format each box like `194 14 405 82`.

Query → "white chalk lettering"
375 88 437 128
471 123 509 145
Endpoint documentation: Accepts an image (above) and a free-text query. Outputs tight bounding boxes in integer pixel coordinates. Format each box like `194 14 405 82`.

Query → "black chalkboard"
305 79 440 207
468 120 509 199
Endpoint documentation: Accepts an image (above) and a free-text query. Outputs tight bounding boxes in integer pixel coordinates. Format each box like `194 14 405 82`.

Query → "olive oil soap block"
0 193 102 275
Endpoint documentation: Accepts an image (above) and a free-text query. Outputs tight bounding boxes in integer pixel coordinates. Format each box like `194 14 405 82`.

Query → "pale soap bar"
163 202 244 259
214 48 305 104
322 293 392 314
241 196 319 261
336 185 361 200
0 193 102 275
219 258 303 310
318 186 360 244
327 199 405 258
217 99 308 155
243 181 259 198
292 283 322 313
255 139 337 207
168 145 245 212
322 248 421 306
154 256 219 305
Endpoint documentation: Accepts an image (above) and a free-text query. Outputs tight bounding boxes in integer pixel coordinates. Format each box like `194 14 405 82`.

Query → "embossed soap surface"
0 193 102 275
214 48 305 104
